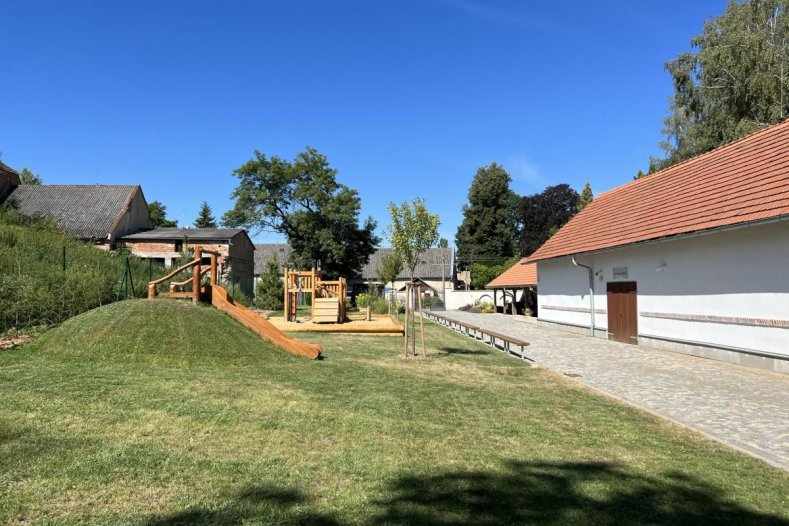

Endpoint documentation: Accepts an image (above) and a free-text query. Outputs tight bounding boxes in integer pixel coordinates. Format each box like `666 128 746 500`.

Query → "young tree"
518 184 579 256
438 237 449 248
377 252 403 292
386 198 440 281
19 167 42 185
654 0 789 171
255 258 284 310
148 201 177 228
455 163 518 269
222 147 378 278
194 201 217 228
577 182 594 212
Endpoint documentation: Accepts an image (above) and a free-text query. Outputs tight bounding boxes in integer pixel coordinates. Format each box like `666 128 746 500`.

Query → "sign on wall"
612 267 629 279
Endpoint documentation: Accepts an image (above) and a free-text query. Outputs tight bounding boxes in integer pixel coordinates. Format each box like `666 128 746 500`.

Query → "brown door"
607 282 638 344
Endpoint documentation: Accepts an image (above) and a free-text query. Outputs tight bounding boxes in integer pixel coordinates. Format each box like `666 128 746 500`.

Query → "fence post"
125 258 136 298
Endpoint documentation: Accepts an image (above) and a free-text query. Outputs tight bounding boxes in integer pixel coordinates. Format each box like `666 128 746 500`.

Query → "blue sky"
1 0 727 245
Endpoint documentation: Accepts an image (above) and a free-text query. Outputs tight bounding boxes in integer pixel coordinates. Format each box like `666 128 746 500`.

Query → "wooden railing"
148 247 220 303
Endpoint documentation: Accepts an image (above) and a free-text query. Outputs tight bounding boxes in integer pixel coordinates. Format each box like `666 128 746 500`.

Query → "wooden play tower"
283 267 347 323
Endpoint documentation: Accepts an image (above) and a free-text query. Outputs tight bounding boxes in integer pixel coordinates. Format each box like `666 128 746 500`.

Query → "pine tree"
194 201 217 228
19 167 42 185
149 201 177 228
455 163 518 269
255 259 284 310
577 182 594 212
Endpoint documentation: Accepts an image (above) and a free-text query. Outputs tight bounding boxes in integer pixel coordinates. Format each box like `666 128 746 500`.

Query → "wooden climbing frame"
283 267 347 323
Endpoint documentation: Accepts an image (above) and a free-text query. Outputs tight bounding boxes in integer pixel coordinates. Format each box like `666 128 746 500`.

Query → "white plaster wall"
537 220 789 357
444 290 497 310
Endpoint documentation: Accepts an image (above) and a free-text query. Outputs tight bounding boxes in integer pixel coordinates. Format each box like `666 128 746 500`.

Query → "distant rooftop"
253 244 454 280
1 184 141 239
0 161 20 177
254 243 292 274
121 228 246 241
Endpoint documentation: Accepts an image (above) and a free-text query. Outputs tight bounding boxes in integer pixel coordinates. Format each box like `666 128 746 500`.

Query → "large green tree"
455 163 518 269
148 200 177 228
518 184 579 256
653 0 789 171
222 147 378 278
194 201 217 228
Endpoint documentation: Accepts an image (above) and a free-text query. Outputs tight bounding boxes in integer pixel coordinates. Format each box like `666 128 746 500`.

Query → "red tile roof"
525 119 789 263
487 259 537 288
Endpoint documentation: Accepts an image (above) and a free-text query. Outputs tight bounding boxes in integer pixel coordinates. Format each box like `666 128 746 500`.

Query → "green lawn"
0 300 786 525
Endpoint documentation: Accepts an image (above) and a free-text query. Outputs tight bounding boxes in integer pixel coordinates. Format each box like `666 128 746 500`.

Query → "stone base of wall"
537 319 789 374
538 319 609 339
638 335 789 374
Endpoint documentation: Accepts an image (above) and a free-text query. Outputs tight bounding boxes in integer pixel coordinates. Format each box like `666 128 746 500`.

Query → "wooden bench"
422 311 530 360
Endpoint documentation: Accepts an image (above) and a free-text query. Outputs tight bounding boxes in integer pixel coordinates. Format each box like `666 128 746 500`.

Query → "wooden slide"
208 284 322 360
148 247 321 360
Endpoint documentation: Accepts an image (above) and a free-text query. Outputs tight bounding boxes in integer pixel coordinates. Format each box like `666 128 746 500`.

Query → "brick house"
121 228 255 297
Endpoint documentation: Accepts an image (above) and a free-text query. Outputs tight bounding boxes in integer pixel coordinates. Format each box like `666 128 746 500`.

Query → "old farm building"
122 228 255 297
0 175 151 246
525 120 789 372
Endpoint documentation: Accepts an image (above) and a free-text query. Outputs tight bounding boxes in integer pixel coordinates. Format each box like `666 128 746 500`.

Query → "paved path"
436 311 789 470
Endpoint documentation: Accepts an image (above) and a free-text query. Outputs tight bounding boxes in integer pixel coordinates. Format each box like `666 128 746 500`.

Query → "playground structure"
278 267 404 336
147 247 321 360
283 267 347 323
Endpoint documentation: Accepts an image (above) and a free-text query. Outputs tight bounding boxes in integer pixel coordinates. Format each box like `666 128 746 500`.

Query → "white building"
525 120 789 373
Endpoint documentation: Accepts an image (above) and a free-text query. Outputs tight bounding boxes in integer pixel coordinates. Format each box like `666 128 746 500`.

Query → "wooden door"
607 282 638 344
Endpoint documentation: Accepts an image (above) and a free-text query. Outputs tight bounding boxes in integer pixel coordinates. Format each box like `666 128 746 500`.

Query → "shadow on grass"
145 461 787 525
371 460 788 526
436 346 491 356
145 485 341 526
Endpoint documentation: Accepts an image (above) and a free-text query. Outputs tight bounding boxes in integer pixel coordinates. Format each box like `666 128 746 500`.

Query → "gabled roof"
254 243 292 274
358 247 453 281
526 119 789 263
2 185 141 239
121 228 246 242
0 161 19 177
487 259 537 288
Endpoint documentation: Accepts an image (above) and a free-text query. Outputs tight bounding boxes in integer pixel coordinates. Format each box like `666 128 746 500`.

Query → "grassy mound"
1 300 787 525
0 207 167 332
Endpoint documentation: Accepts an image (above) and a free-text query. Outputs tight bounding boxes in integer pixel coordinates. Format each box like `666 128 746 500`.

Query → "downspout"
571 256 595 337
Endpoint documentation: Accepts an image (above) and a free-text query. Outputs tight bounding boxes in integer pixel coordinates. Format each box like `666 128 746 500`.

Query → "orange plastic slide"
208 284 321 360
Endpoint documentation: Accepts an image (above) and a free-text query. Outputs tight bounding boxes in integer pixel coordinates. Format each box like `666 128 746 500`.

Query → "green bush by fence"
0 207 168 332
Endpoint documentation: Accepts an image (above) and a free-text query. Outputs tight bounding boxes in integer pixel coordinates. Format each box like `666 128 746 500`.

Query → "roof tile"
526 119 789 262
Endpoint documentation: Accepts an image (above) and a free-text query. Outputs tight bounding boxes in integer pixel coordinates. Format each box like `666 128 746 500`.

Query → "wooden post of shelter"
210 252 217 286
192 246 202 304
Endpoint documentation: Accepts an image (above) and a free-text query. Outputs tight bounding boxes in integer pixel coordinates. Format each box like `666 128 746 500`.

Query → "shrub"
0 206 168 332
356 293 388 315
255 258 284 310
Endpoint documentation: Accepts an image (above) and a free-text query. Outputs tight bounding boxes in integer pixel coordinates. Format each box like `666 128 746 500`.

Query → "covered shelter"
487 260 538 317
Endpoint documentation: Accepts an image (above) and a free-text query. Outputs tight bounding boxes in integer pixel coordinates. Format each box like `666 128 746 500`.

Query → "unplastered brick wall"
126 242 177 253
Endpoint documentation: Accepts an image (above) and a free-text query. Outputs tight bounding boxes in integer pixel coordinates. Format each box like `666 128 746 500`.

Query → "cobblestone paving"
436 311 789 470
